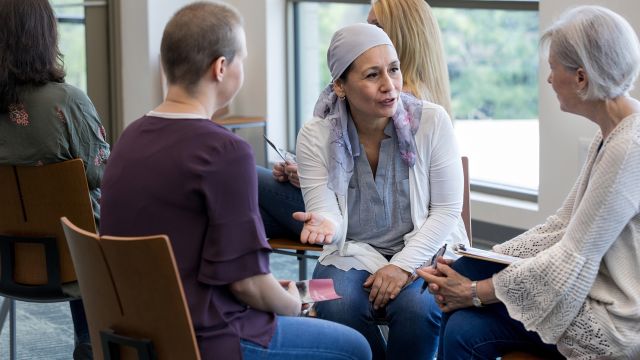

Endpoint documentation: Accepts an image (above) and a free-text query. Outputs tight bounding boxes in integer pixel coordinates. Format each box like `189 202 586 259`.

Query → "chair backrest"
461 156 472 242
61 217 200 360
0 159 95 289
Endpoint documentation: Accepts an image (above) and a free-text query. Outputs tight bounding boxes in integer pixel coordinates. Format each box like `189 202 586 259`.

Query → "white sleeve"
492 133 640 343
391 107 463 272
296 120 345 243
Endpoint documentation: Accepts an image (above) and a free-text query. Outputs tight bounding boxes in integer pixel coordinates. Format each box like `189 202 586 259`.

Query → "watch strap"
471 281 483 307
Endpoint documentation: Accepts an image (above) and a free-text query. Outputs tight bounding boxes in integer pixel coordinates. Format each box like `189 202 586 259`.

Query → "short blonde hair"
541 5 640 100
372 0 451 116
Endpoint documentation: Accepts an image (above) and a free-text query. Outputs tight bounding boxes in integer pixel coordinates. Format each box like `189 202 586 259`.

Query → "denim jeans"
437 257 564 360
313 263 441 360
257 166 304 238
240 315 372 360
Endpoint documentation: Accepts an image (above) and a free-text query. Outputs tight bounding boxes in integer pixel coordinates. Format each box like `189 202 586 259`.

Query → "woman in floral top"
0 0 110 359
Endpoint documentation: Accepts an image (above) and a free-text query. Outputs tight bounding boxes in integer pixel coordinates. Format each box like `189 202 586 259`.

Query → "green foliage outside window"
295 4 539 123
434 8 539 120
52 0 87 92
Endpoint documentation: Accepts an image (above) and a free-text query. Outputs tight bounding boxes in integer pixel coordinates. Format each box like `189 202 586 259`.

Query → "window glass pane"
434 8 539 191
293 2 540 193
52 1 87 92
294 3 369 127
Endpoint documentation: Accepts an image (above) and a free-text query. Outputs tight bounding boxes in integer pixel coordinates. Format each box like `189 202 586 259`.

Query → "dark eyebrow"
360 60 400 75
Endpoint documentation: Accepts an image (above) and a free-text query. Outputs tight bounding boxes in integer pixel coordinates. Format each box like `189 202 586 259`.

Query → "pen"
420 243 447 294
263 135 296 164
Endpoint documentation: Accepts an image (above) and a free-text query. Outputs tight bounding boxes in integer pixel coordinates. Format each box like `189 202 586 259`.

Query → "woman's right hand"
272 162 300 188
279 280 310 315
292 211 335 245
279 280 300 297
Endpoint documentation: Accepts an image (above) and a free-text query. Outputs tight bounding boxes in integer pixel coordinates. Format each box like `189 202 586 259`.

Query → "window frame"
286 0 540 202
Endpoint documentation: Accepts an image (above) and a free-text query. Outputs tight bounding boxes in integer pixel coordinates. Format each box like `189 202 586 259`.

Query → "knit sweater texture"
493 114 640 359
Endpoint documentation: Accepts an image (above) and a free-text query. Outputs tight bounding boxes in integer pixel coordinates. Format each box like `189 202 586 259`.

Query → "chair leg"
0 298 10 336
0 298 17 360
9 299 16 360
296 250 307 280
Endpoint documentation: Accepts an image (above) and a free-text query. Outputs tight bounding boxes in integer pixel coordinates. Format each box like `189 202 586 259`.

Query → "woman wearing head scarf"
420 6 640 359
257 0 452 240
292 23 468 360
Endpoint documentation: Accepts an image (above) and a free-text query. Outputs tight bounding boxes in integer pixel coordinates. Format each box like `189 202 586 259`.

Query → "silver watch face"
472 297 483 307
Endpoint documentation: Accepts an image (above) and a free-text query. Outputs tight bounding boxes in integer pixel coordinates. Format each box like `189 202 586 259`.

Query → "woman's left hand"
363 264 411 309
417 262 473 312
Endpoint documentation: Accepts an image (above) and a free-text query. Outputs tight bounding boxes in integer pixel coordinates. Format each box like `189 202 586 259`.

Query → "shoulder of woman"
299 116 333 137
414 101 451 135
45 82 98 115
419 100 449 121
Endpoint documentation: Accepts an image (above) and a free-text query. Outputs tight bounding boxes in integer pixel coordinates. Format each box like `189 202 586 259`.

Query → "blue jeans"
313 263 441 360
240 316 372 360
257 166 304 238
437 257 564 360
69 299 90 344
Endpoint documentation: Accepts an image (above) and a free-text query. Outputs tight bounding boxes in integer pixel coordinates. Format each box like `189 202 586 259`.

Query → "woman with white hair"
420 5 640 359
293 23 468 360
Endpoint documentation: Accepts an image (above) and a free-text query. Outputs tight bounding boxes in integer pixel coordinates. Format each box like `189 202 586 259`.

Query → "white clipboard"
453 243 521 265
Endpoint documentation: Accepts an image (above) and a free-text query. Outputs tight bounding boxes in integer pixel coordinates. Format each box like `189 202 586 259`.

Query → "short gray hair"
541 5 640 100
161 1 243 94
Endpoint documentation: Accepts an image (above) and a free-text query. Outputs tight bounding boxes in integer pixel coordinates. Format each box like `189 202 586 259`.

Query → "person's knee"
390 294 441 330
315 293 368 322
256 165 273 190
441 311 476 354
336 324 373 359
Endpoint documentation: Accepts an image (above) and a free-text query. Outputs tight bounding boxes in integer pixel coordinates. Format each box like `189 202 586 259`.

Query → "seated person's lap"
241 316 371 360
440 257 563 360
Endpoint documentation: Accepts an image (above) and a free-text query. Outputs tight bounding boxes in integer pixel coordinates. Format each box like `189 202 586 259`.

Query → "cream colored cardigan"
493 114 640 359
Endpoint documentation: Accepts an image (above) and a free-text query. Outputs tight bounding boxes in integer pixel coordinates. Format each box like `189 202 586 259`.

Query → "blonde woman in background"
368 0 451 116
258 0 453 240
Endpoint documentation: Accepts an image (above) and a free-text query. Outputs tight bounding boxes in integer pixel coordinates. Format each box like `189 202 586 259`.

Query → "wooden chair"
0 159 96 359
269 156 472 280
61 217 200 360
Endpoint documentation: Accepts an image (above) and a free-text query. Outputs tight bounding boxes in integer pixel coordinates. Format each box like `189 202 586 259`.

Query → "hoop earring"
339 95 346 100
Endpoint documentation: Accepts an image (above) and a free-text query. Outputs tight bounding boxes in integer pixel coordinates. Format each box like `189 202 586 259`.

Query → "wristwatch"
471 281 483 307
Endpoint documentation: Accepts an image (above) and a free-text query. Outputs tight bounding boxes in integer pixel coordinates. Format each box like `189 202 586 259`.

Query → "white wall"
115 0 640 230
117 0 289 159
226 0 288 160
119 0 194 126
470 0 640 230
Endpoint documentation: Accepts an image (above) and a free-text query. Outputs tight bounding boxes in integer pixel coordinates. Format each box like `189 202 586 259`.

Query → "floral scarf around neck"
312 85 423 195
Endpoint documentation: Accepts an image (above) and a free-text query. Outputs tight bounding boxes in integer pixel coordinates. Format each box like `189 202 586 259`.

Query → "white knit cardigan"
493 114 640 359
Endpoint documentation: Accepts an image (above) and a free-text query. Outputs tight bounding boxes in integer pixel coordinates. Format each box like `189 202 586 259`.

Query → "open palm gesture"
292 211 335 245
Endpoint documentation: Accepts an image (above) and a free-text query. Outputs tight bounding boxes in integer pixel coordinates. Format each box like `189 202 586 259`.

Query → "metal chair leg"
0 298 17 360
296 250 307 280
10 299 16 360
0 298 10 336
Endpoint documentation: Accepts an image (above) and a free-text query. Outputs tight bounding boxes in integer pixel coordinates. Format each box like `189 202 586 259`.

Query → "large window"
289 0 540 199
52 0 87 92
